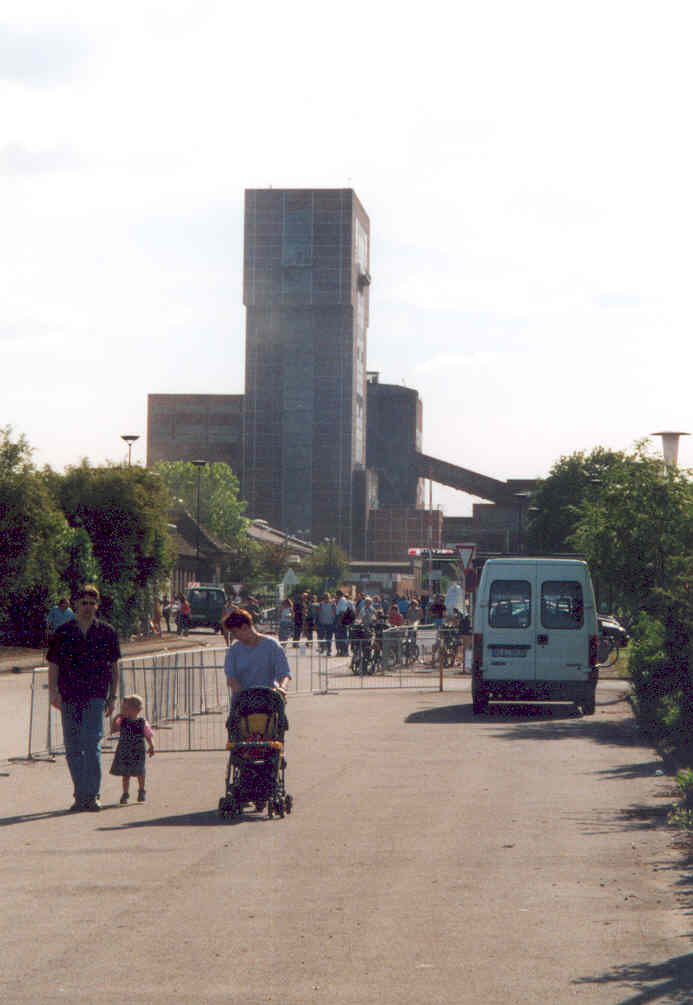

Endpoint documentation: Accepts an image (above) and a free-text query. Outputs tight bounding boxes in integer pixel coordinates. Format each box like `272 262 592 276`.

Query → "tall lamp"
121 434 140 466
191 460 207 578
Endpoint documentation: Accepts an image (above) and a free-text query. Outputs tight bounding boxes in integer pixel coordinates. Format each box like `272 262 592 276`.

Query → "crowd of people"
273 590 469 656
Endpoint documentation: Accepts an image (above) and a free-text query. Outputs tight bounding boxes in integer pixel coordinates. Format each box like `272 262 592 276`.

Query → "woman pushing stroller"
220 609 292 818
223 609 291 706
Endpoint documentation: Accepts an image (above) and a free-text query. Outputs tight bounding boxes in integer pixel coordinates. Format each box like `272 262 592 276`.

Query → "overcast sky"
3 1 692 517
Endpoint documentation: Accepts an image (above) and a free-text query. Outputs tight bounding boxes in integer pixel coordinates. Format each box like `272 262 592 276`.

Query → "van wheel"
472 690 488 715
581 690 596 716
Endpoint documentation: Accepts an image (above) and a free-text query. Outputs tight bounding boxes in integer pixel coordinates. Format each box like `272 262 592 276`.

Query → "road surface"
1 680 690 1004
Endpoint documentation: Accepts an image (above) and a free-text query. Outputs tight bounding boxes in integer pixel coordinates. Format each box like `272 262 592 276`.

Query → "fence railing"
25 644 319 758
24 632 471 757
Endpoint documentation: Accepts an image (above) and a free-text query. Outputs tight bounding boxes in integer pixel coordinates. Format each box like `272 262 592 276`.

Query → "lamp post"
191 460 207 578
324 537 336 591
121 434 140 466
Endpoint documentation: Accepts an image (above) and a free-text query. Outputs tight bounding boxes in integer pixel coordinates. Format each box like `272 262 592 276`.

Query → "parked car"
598 614 629 648
186 584 227 632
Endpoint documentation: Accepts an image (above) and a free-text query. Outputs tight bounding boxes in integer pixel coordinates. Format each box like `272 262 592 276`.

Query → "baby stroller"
218 688 292 820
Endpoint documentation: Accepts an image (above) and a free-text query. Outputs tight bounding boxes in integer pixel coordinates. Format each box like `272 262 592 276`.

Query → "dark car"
186 584 227 633
598 614 629 648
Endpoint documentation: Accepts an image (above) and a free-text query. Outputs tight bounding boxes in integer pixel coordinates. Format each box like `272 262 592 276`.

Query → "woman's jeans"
61 698 105 802
279 620 291 642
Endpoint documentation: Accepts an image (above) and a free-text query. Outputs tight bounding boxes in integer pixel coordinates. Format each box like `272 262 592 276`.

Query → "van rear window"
541 581 583 629
489 581 531 628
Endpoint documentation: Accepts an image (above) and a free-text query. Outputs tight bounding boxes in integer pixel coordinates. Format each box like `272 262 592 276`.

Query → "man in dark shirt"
47 585 121 812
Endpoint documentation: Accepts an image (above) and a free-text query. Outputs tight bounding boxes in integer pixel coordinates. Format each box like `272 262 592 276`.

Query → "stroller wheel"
267 800 274 819
218 796 236 818
285 794 293 814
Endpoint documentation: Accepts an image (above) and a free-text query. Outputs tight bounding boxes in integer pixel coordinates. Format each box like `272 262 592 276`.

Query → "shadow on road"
407 701 584 726
97 808 270 829
574 951 693 1003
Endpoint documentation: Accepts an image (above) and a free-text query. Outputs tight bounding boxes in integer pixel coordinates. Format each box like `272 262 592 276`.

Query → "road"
1 679 690 1004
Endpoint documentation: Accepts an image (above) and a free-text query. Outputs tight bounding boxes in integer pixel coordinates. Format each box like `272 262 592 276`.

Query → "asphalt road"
1 680 690 1004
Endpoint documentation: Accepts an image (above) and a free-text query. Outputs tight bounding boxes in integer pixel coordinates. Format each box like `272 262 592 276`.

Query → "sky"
3 1 693 517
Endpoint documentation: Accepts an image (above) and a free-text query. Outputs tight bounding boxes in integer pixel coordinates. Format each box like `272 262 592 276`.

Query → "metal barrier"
23 635 470 756
25 643 319 758
311 624 459 692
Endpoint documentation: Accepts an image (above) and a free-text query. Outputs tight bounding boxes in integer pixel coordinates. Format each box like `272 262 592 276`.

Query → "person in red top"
176 594 191 635
388 604 404 627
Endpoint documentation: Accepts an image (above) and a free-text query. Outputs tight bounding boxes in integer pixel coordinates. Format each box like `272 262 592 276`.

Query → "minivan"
186 584 227 633
472 558 600 715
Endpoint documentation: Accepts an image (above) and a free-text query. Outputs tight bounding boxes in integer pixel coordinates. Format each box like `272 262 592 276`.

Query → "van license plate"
490 646 528 658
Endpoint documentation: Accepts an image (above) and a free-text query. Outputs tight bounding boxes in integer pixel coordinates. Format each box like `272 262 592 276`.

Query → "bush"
628 614 672 738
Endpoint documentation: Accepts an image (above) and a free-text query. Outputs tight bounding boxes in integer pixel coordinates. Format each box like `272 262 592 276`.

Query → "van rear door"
485 571 536 681
535 576 590 682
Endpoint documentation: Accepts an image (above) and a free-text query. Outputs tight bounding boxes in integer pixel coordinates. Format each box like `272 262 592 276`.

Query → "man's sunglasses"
79 598 98 605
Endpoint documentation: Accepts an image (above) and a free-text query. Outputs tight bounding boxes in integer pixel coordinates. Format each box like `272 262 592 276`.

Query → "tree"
304 542 349 589
0 427 71 645
153 460 248 544
526 446 625 554
570 442 693 626
55 461 172 634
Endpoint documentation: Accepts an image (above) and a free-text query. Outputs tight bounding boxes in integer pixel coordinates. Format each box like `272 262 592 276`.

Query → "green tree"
304 542 349 589
526 446 625 554
570 442 693 626
55 461 172 635
0 427 70 645
153 460 248 544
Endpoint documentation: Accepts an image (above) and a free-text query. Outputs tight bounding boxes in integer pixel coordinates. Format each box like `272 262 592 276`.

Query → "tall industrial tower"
242 189 371 552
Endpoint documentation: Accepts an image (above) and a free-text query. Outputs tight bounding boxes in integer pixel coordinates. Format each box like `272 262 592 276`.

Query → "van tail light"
473 634 483 676
589 634 599 668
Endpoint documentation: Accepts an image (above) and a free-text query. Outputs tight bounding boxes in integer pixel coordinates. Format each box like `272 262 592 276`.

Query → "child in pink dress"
110 694 155 803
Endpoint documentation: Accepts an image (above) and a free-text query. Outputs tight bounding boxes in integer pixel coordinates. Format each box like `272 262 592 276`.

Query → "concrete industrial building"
147 394 243 471
147 187 535 562
242 188 371 553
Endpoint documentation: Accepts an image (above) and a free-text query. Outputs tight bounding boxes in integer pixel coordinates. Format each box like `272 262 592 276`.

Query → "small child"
110 694 155 803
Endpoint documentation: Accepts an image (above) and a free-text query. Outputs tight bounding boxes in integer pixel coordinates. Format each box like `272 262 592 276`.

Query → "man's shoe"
120 792 129 804
69 799 84 812
85 797 101 812
137 789 146 802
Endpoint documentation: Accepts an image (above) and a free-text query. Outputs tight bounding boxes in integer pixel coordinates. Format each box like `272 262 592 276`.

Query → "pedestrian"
162 596 172 633
47 584 121 812
292 593 304 646
109 694 155 803
46 597 75 640
222 608 292 813
176 593 191 635
303 592 316 644
278 597 293 642
334 590 352 656
316 593 336 654
406 598 422 625
429 593 446 628
388 603 404 627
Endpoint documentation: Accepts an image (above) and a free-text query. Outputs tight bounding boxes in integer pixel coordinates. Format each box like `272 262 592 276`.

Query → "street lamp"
191 460 207 578
324 537 336 591
121 434 140 466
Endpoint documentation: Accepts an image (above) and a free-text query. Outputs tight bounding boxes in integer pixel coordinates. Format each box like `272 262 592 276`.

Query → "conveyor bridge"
415 452 521 506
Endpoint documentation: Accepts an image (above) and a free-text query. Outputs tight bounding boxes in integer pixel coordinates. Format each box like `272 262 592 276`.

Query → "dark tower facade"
366 373 424 507
242 189 371 552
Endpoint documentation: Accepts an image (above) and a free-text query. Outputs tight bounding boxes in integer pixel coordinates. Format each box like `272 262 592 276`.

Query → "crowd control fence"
24 632 470 758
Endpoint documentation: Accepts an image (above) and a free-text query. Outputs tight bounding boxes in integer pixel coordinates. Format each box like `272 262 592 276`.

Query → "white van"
471 558 600 715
